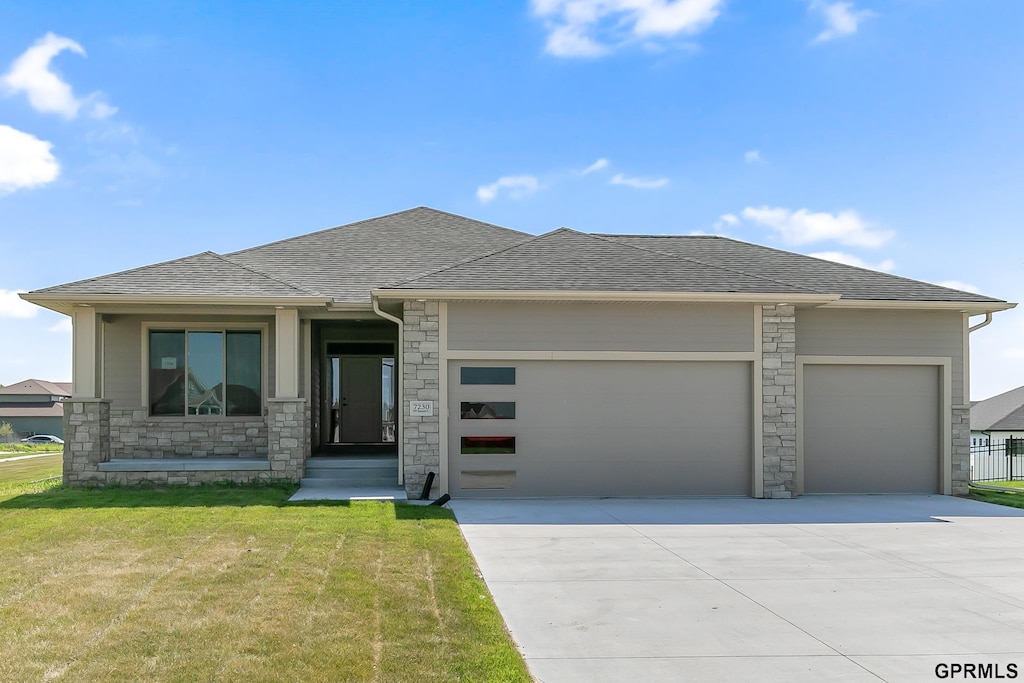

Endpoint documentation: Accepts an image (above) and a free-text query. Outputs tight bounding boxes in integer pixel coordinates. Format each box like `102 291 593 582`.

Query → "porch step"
301 456 399 488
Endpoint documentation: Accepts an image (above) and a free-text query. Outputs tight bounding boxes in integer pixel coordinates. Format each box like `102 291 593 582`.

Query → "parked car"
20 435 64 444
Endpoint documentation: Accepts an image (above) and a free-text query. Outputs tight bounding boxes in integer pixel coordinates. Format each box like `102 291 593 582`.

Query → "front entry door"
338 357 382 443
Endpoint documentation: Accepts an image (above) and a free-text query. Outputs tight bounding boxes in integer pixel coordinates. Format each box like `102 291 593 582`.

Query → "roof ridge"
592 233 826 294
382 229 551 288
226 206 529 258
211 252 321 296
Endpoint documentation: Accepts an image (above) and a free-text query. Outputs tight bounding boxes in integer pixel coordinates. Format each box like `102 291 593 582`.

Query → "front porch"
59 307 435 495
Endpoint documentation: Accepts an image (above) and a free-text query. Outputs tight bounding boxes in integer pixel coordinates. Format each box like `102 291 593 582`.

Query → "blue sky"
1 1 1022 399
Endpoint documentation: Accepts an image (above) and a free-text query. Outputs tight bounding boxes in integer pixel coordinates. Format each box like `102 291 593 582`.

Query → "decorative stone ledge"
99 458 271 472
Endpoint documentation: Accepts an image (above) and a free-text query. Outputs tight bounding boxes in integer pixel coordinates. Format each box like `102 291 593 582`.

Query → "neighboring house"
0 379 72 441
971 386 1024 445
21 207 1015 498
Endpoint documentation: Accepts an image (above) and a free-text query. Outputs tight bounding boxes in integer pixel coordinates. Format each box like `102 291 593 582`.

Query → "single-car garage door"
448 360 751 498
802 364 940 494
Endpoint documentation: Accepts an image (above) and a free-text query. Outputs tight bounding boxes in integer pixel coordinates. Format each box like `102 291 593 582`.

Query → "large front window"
149 330 261 416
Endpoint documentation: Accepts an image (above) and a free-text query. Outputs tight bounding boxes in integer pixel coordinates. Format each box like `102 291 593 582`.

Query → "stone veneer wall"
402 300 440 497
761 304 797 498
63 399 110 485
952 405 970 495
109 409 268 459
267 398 309 481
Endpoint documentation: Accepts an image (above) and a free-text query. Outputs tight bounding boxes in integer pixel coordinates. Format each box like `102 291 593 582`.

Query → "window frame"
141 321 269 419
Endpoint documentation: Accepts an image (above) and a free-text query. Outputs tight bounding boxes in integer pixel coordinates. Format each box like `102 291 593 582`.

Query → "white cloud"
744 150 763 164
719 213 739 226
812 2 874 43
937 280 981 294
808 251 896 272
0 125 60 195
581 158 610 174
89 101 118 119
47 318 72 333
1 32 114 119
0 290 38 319
477 175 540 204
610 172 669 189
532 0 724 57
739 206 892 247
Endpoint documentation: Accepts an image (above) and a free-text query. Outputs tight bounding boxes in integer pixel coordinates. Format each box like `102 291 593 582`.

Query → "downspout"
373 297 404 486
969 312 993 333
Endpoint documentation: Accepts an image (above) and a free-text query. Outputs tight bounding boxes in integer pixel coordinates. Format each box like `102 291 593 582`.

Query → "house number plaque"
410 401 434 417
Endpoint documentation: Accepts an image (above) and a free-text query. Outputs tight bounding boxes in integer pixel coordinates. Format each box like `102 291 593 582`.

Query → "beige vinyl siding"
447 302 754 352
101 314 276 408
796 309 964 403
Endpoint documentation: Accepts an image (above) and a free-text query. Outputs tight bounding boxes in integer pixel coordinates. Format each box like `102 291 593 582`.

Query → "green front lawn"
0 484 529 682
0 453 62 492
969 485 1024 510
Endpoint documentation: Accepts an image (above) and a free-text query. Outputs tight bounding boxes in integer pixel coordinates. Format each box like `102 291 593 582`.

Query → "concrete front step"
300 476 399 488
305 456 398 469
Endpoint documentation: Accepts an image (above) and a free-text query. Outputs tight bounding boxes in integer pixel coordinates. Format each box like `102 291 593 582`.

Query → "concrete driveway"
450 495 1024 683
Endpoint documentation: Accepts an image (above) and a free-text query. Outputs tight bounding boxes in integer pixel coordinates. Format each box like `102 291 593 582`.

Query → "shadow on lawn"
0 484 454 519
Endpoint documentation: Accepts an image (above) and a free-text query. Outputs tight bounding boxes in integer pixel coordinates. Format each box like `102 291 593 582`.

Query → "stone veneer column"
267 398 309 480
761 304 797 498
63 399 111 485
951 406 970 495
402 300 440 497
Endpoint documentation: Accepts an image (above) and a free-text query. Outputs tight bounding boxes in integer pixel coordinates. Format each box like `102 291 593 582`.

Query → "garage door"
802 364 940 493
448 360 751 498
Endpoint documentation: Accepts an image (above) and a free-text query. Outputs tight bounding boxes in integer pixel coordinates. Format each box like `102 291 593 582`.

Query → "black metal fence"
971 437 1024 483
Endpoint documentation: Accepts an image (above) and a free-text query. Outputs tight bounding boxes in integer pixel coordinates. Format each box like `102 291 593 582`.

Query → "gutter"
969 312 994 333
372 297 405 487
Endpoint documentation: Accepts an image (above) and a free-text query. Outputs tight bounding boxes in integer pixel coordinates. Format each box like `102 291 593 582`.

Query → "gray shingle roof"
32 251 318 298
972 386 1024 431
227 207 529 303
386 229 823 293
0 379 71 396
25 207 1010 307
604 235 1001 303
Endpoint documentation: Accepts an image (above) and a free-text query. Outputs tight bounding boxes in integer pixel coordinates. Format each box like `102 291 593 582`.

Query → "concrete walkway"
451 495 1024 683
288 485 408 502
0 451 62 463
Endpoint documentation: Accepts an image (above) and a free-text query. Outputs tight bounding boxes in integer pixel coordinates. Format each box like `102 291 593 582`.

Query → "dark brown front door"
339 357 382 443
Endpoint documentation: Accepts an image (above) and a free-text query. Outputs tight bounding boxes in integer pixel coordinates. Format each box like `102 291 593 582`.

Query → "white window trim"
141 321 270 418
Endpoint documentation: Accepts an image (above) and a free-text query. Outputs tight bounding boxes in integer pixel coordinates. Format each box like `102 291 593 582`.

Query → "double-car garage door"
449 360 751 498
448 360 943 498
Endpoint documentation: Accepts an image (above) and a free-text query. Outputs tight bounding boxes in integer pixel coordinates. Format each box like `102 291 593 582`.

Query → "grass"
0 483 530 682
0 453 62 494
969 485 1024 510
0 442 64 455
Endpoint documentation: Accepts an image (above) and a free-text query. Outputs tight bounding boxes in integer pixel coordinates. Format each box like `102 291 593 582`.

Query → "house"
21 207 1015 498
0 379 72 441
971 386 1024 445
